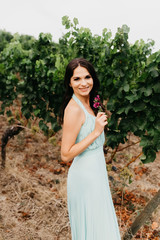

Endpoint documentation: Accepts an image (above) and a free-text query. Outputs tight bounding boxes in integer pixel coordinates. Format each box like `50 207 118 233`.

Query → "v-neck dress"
67 93 121 240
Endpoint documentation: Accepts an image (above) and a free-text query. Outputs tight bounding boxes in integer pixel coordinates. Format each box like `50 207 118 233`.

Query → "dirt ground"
0 114 160 240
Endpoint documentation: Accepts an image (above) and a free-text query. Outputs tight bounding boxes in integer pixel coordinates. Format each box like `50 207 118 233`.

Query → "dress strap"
72 93 88 116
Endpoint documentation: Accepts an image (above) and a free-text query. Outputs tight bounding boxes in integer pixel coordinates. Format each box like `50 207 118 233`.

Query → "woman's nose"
81 79 87 85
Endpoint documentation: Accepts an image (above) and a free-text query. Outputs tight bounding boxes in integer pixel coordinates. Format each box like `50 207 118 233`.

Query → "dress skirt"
67 146 121 240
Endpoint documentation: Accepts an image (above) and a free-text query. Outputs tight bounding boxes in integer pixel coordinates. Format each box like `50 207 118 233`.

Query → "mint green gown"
67 93 121 240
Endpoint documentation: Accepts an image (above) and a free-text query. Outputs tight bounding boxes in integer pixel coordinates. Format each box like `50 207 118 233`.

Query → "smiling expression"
70 66 93 97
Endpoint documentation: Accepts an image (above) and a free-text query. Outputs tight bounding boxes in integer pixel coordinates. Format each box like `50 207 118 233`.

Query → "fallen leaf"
152 221 158 230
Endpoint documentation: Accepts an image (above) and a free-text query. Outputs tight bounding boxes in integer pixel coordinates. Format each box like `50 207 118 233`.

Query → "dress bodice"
72 93 105 151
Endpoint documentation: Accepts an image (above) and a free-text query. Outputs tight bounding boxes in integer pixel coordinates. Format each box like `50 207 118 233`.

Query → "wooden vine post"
123 189 160 240
1 124 23 168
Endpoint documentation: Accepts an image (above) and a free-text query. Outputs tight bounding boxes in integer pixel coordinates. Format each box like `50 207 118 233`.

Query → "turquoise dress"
67 93 121 240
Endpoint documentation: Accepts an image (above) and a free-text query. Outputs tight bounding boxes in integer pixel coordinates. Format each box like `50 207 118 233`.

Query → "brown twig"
117 140 140 152
108 146 119 163
125 152 143 168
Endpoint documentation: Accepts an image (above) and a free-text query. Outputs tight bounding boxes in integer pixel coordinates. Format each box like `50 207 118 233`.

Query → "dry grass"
0 115 71 240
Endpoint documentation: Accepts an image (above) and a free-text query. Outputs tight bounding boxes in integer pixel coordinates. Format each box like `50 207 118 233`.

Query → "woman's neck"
74 93 90 106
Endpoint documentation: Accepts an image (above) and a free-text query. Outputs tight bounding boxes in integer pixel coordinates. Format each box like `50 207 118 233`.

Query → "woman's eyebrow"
73 74 91 79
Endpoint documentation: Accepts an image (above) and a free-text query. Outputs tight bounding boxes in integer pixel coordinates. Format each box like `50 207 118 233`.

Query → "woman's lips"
79 87 89 91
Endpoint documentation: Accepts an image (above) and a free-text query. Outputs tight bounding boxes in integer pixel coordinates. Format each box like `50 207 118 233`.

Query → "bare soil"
0 115 160 240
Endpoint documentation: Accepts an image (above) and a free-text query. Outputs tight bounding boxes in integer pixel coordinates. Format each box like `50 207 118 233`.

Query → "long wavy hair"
59 58 100 125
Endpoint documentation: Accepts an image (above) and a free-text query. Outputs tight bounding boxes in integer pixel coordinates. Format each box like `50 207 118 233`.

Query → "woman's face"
70 66 93 97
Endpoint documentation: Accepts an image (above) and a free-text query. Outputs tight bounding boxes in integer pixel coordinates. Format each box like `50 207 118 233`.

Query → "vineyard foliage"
0 16 160 163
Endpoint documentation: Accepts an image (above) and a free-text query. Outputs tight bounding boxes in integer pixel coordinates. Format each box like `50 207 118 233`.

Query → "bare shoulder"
64 98 85 124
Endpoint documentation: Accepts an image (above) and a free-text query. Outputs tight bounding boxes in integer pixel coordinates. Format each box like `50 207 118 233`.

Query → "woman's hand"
94 112 108 137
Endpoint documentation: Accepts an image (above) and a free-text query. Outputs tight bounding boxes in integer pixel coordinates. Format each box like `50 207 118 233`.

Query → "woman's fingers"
99 114 108 121
97 112 107 118
103 117 108 125
96 113 108 126
97 111 105 116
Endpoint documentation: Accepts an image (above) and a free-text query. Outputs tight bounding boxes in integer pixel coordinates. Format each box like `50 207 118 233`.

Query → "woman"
60 58 121 240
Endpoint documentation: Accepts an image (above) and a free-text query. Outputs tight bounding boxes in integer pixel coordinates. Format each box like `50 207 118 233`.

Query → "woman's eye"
85 75 91 79
74 78 80 81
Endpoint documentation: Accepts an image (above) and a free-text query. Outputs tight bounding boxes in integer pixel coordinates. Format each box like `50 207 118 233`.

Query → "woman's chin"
79 88 91 95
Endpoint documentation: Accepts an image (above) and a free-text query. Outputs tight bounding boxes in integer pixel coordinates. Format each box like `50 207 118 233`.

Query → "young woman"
60 58 121 240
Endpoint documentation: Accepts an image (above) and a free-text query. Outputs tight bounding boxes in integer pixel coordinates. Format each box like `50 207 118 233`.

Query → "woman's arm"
61 104 107 162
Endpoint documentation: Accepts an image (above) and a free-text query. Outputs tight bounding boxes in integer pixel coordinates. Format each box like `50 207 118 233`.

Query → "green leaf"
113 69 124 77
129 175 132 184
73 18 79 26
140 136 150 147
62 16 71 29
34 109 41 116
136 118 147 131
142 148 156 163
125 105 132 114
117 107 125 114
47 70 54 78
55 55 61 69
39 120 49 133
124 84 129 92
144 87 152 96
140 154 146 161
150 96 160 106
150 70 159 78
147 128 155 136
6 110 12 117
153 82 160 93
133 102 146 112
154 121 160 131
64 32 71 39
122 25 130 34
126 94 139 103
22 108 31 119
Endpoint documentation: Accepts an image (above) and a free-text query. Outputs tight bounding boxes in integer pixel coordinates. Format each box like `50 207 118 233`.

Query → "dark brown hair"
59 58 100 125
